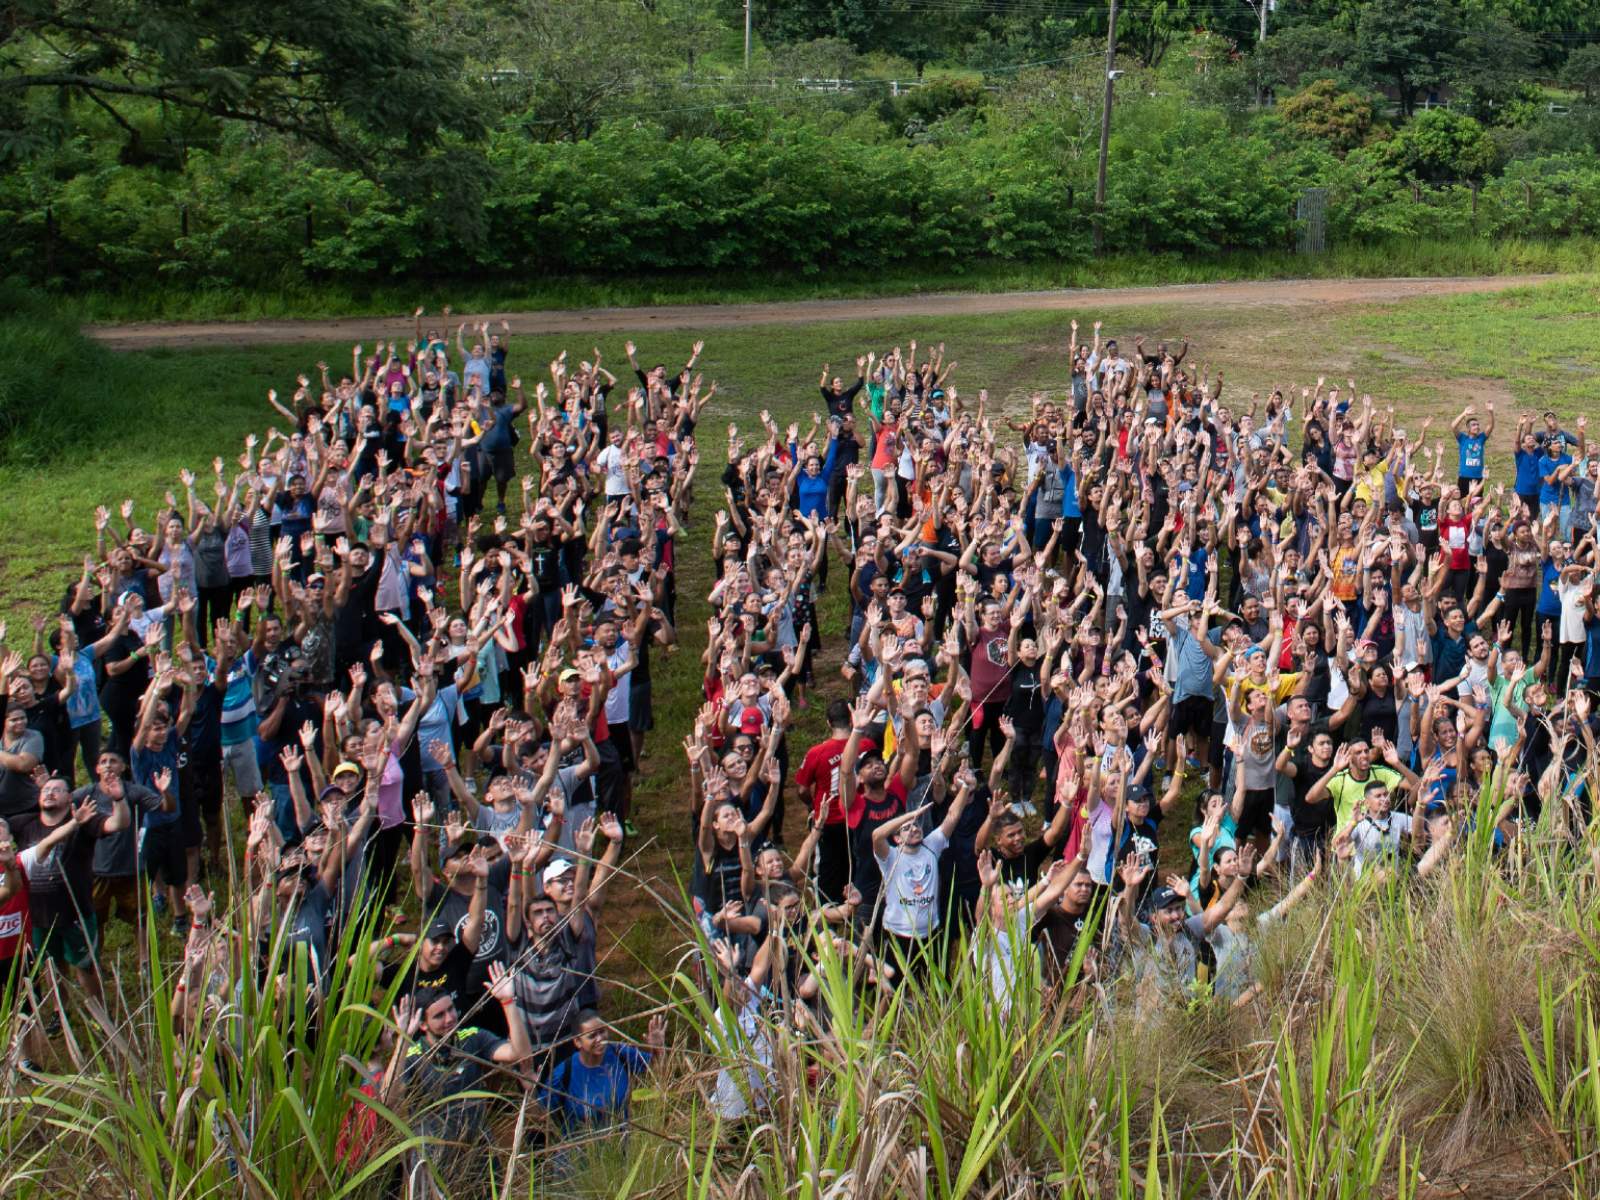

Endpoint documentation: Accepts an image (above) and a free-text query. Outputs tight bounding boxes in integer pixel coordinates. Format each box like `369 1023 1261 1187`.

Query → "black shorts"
627 682 654 734
489 448 516 484
191 758 224 818
1236 787 1277 841
1169 695 1212 739
140 824 190 887
1209 721 1228 771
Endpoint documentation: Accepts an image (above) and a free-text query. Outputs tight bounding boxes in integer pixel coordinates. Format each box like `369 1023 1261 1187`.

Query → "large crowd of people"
0 309 1593 1185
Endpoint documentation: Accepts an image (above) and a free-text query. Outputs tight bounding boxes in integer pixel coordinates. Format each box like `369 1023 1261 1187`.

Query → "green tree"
1349 0 1460 117
1277 79 1375 152
0 0 482 167
1560 44 1600 98
1383 108 1499 180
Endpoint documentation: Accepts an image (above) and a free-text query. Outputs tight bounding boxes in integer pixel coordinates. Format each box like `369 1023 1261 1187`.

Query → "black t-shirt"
527 540 563 593
1288 745 1336 839
1034 903 1093 981
692 838 742 915
99 632 149 712
381 942 475 1013
822 379 862 418
27 695 67 779
1005 660 1045 731
997 837 1053 889
334 560 383 660
14 811 111 934
426 878 508 998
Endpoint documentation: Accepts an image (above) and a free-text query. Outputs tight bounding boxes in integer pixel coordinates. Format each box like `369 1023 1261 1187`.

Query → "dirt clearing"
85 275 1555 349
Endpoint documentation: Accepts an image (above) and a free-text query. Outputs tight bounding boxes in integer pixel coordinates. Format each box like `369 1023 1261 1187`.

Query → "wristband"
174 983 187 993
383 936 394 950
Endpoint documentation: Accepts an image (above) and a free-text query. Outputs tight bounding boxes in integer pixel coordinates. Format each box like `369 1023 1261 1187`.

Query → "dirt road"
85 275 1554 350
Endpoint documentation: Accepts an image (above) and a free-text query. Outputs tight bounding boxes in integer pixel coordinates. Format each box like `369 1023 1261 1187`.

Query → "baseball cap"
317 784 347 803
543 859 574 886
1150 886 1184 911
332 761 362 780
559 667 581 683
307 572 326 586
739 709 765 736
423 917 454 942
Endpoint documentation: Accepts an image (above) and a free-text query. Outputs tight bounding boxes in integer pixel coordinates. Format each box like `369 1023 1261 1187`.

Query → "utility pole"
1093 0 1119 257
1253 0 1272 108
745 0 752 69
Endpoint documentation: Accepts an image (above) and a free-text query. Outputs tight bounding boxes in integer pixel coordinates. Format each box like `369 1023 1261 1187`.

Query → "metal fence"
1296 187 1327 254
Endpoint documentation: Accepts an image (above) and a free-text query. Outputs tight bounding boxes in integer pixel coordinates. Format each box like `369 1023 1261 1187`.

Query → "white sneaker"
1021 801 1038 817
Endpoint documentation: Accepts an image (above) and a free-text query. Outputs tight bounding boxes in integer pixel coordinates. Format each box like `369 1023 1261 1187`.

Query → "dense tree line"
3 0 1600 288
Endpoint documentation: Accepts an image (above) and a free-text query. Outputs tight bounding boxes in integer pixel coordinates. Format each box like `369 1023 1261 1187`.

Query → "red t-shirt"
1440 516 1472 570
795 736 876 825
0 856 29 961
847 772 907 830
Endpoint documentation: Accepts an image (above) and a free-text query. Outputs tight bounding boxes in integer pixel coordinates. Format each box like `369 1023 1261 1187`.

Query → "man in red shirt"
794 699 874 902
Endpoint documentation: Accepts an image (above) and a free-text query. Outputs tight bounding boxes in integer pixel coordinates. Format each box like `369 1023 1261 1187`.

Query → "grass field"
55 236 1600 323
3 278 1600 1194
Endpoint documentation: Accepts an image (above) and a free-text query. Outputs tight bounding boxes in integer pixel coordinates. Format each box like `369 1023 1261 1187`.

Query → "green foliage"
1560 44 1600 98
900 75 987 124
1277 79 1377 153
1383 109 1501 181
0 0 484 165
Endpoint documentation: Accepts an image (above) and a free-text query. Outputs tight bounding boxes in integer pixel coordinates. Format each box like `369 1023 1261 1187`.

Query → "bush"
1383 109 1500 182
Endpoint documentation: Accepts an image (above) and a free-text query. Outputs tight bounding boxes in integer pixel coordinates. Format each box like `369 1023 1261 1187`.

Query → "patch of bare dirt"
85 276 1557 350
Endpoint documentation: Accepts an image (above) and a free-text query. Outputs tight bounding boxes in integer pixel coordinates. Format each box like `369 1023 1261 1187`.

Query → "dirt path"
85 275 1556 349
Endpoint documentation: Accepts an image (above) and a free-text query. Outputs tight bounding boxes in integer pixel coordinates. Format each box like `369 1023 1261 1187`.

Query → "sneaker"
623 820 641 839
1185 754 1202 770
1021 801 1038 817
796 696 810 710
18 1058 40 1074
172 914 192 939
151 891 168 916
496 502 507 515
40 1014 61 1040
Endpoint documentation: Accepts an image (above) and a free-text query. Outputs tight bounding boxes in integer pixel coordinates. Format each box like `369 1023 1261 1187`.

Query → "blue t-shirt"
1538 559 1563 616
1183 548 1208 601
1170 623 1215 703
1456 432 1487 479
538 1044 652 1129
1539 452 1572 506
1587 615 1600 681
1515 449 1543 496
220 648 260 746
59 648 102 729
131 741 182 829
1061 464 1080 520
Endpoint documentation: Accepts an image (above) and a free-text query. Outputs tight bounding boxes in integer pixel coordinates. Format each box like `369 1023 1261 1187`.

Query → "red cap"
739 708 765 736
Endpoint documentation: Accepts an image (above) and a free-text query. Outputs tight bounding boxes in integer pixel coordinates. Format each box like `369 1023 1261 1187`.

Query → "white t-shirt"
712 997 771 1118
595 445 628 496
1348 811 1411 875
1560 579 1587 643
875 830 949 938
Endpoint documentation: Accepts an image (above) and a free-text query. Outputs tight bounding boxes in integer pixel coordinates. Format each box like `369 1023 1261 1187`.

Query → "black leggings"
967 705 1008 775
195 585 234 646
1558 642 1585 694
1502 588 1539 660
